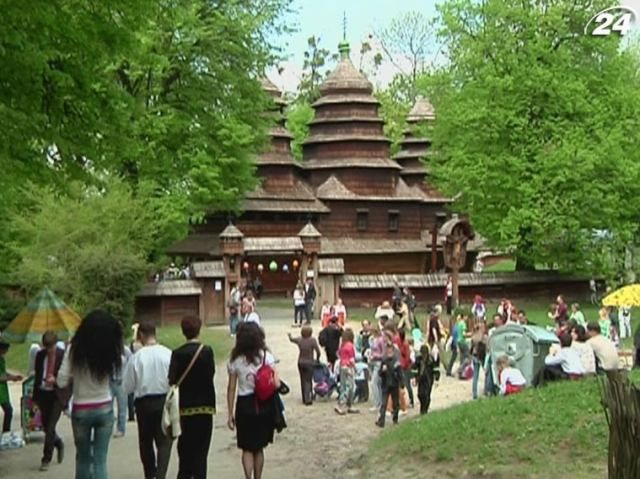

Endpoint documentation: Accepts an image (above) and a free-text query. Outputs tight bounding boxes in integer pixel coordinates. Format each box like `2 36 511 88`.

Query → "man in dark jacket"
33 331 70 470
376 341 402 428
318 316 342 370
304 278 317 324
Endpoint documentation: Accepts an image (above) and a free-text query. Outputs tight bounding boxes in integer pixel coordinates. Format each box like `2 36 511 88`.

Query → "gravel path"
0 307 476 478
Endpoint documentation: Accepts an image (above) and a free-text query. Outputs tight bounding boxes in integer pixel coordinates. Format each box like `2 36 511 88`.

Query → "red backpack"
255 351 277 402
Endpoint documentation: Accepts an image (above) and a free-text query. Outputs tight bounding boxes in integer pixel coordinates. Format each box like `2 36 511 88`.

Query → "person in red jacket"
397 329 414 408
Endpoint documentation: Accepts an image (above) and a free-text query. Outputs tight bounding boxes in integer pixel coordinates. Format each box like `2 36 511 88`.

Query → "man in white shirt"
533 333 584 386
586 321 619 372
123 322 172 479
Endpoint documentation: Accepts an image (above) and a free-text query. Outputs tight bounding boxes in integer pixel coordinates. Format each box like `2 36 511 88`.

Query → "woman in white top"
293 284 306 327
227 322 280 479
570 325 596 374
57 310 123 479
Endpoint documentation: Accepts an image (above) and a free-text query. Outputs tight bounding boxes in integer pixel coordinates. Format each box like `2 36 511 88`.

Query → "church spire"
338 11 350 59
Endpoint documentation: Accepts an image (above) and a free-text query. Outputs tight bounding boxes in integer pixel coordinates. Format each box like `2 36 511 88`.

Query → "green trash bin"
489 324 559 387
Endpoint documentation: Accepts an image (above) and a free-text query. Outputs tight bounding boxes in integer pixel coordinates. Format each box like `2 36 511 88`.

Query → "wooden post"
300 252 309 284
431 227 438 272
452 267 460 309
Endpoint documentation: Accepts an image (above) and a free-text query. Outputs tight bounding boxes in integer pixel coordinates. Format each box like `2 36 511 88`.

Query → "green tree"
427 0 640 273
0 0 292 275
8 179 158 325
297 35 338 102
376 75 414 155
377 11 437 98
286 100 315 161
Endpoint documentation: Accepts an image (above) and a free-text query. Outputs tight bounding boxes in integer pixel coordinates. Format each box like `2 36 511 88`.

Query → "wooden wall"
257 166 296 191
310 121 383 137
304 141 389 160
317 200 423 238
200 279 226 326
340 280 591 309
134 296 199 326
342 253 427 274
313 104 378 119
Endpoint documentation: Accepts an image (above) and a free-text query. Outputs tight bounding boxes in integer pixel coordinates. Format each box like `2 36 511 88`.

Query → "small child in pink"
335 328 358 415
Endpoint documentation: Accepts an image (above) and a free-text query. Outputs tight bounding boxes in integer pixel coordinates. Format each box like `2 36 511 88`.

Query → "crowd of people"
0 280 635 478
283 285 633 431
1 312 218 479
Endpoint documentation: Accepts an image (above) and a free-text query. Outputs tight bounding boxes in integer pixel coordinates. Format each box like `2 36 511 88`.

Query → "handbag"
162 344 204 439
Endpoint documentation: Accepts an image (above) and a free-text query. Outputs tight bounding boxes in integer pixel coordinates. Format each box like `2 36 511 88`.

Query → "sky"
267 0 640 93
267 0 439 92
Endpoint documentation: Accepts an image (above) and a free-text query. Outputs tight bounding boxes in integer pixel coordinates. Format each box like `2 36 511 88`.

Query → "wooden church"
138 40 476 325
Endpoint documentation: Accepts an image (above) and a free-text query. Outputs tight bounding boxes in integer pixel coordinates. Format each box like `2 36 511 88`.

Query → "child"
496 355 526 396
334 298 347 327
599 307 612 340
447 314 469 377
415 343 440 414
375 341 402 427
353 353 369 403
471 295 486 323
320 301 332 328
335 328 358 415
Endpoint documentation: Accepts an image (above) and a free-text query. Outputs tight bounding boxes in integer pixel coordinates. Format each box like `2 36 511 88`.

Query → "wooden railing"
598 371 640 478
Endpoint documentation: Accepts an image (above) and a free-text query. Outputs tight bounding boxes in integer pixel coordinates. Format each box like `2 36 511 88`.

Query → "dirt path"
0 307 477 478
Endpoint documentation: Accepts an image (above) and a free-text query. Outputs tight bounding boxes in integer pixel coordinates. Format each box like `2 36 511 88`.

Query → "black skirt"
235 394 275 452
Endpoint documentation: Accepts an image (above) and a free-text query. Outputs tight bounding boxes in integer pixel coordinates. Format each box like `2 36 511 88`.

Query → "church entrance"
240 254 306 296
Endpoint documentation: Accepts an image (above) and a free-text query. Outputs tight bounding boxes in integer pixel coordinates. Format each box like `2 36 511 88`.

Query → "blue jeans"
72 404 114 479
370 361 382 408
472 357 482 399
229 313 240 335
484 356 496 396
110 380 127 434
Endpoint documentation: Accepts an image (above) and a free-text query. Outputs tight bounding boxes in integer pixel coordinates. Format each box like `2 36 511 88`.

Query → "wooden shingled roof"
298 222 322 237
191 261 226 278
320 237 427 255
245 182 330 213
138 280 202 297
167 233 220 256
407 96 436 122
318 258 344 274
315 175 442 203
303 157 402 170
318 55 373 94
243 236 304 252
243 198 330 213
340 272 586 289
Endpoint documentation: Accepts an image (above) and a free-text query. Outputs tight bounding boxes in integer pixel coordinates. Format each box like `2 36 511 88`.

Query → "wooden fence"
598 371 640 478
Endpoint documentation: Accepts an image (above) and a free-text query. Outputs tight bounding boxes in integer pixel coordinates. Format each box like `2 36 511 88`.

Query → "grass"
3 325 232 375
366 371 640 479
484 259 517 272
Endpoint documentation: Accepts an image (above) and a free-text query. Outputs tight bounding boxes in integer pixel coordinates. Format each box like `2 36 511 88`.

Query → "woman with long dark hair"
227 322 280 479
57 310 123 479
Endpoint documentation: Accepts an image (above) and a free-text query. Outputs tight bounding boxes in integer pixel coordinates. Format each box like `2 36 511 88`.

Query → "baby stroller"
312 362 338 400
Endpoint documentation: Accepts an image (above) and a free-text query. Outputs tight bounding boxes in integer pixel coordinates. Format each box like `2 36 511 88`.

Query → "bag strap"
177 344 205 387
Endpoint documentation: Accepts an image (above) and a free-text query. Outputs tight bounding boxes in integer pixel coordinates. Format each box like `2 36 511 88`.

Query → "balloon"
257 264 264 272
292 259 299 269
269 260 277 272
283 264 289 272
242 261 249 269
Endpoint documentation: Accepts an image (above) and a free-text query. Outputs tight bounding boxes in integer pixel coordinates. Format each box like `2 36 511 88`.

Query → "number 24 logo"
584 6 637 36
